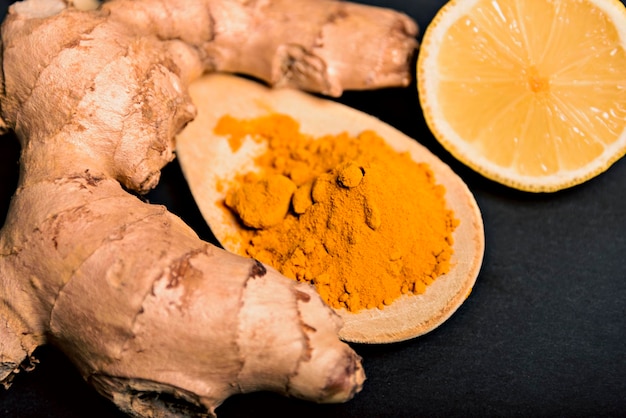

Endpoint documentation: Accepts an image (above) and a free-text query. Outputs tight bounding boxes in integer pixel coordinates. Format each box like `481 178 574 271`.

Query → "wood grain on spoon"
176 73 484 343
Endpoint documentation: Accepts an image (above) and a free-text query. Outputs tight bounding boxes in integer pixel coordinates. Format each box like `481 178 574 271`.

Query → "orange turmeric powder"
215 114 459 312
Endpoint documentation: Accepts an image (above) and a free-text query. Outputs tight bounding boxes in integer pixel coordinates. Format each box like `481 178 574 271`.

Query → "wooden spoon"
175 73 484 344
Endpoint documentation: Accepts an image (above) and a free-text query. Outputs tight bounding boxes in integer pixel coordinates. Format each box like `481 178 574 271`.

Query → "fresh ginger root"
0 0 417 416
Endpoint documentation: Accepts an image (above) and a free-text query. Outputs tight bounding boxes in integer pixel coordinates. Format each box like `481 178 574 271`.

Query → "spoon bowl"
176 73 484 343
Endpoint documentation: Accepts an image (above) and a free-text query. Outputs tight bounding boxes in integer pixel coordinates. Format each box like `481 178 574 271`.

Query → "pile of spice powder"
214 113 459 312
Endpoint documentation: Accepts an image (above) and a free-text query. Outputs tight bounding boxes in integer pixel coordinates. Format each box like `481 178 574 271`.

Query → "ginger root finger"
102 0 418 96
1 171 364 416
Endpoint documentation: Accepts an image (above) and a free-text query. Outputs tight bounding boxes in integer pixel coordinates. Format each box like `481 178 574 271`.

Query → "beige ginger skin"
0 0 417 416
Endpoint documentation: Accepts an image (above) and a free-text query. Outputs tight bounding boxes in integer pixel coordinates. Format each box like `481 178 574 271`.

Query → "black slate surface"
1 0 625 417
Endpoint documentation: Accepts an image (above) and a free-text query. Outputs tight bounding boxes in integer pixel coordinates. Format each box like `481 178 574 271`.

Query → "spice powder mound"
215 113 459 313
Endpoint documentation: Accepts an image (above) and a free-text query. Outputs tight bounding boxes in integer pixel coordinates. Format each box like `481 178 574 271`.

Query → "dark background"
1 0 625 417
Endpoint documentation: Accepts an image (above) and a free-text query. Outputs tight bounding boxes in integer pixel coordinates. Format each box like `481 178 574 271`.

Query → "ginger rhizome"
0 0 418 416
216 114 459 312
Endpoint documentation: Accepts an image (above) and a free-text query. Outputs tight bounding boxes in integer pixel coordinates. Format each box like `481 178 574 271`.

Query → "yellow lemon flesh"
418 0 626 192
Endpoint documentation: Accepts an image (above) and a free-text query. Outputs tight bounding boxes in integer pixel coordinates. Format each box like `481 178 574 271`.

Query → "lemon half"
418 0 626 192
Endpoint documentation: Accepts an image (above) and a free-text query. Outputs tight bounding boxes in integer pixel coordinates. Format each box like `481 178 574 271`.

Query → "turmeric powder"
216 113 459 312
